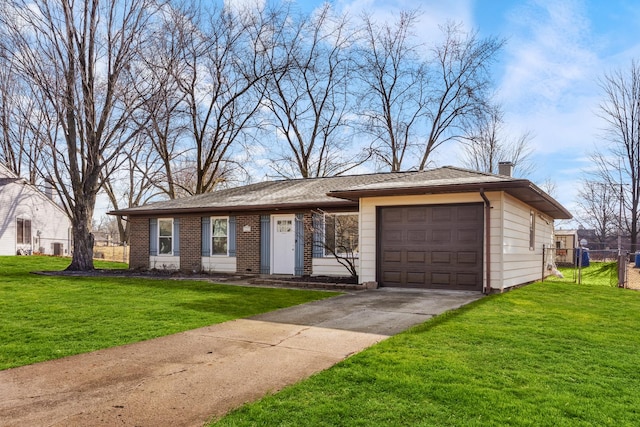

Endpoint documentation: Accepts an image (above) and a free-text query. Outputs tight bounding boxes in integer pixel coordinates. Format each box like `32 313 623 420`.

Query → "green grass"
0 256 336 370
214 274 640 426
545 261 621 287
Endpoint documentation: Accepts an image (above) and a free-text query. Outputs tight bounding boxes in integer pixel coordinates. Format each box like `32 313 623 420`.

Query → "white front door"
271 214 296 274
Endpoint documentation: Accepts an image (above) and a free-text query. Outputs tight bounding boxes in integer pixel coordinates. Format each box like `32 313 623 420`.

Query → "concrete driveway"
0 288 482 427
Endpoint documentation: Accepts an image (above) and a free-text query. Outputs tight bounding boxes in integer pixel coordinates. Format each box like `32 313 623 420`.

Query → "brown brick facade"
179 216 202 273
303 212 313 275
235 214 261 274
129 216 150 269
128 211 317 275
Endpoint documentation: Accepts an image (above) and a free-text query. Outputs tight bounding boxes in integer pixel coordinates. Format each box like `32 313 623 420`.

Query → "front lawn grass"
0 256 336 370
215 278 640 426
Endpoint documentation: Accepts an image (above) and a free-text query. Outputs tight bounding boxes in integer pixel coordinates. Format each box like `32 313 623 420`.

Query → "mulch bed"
34 269 366 291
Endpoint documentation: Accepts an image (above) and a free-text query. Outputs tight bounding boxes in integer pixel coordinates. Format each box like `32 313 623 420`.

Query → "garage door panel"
384 230 403 242
432 206 452 221
407 207 427 221
382 270 402 284
379 204 483 291
457 273 479 286
383 250 402 262
457 251 478 264
432 251 451 263
457 205 482 221
382 208 404 222
432 229 452 242
408 230 427 242
407 271 425 284
431 272 451 285
457 229 480 242
407 251 425 262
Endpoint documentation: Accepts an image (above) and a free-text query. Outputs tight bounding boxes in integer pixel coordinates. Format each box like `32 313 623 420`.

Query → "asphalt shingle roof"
111 166 571 219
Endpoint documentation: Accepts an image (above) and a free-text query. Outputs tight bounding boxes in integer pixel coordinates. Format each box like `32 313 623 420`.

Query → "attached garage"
377 204 484 291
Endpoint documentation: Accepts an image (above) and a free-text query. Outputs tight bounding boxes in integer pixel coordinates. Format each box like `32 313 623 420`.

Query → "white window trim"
324 212 359 258
211 216 229 257
529 210 535 251
158 218 174 256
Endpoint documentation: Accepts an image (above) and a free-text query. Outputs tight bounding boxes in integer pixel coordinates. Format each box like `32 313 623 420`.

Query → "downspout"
480 189 491 294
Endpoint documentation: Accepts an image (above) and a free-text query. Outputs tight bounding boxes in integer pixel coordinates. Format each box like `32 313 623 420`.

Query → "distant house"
111 166 572 293
0 164 71 256
554 229 578 265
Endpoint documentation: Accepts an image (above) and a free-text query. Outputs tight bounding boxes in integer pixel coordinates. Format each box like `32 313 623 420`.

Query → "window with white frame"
158 218 173 255
211 217 229 255
324 213 359 256
16 218 31 245
529 211 535 250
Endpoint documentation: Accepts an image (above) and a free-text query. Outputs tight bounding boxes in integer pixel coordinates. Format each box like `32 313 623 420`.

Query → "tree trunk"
66 205 95 271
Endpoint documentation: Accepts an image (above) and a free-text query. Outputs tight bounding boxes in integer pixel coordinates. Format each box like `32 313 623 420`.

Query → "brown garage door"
378 204 483 291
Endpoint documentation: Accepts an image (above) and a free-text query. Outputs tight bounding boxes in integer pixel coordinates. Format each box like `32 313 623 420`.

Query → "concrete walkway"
0 289 482 427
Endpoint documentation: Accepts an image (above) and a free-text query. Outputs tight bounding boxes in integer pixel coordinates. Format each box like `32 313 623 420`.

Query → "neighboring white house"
0 164 71 256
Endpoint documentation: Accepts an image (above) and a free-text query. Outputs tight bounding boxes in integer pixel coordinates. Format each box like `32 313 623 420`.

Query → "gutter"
480 189 492 294
108 201 358 217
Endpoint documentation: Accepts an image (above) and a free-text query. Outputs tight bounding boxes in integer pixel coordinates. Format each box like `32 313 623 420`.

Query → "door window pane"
277 220 292 233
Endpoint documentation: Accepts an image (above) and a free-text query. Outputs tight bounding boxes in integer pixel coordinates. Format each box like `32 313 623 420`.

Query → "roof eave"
328 180 573 220
109 200 358 217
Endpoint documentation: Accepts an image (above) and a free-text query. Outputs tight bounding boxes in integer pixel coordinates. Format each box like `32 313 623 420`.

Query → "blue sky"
273 0 640 224
90 0 640 224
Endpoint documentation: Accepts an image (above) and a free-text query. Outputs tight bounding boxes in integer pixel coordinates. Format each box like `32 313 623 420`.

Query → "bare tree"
261 4 368 178
460 104 535 177
539 178 558 199
0 51 47 182
357 10 427 172
134 2 191 199
101 134 164 243
357 14 503 172
418 23 504 170
0 0 156 270
593 60 640 252
575 181 619 245
169 2 272 195
0 53 21 174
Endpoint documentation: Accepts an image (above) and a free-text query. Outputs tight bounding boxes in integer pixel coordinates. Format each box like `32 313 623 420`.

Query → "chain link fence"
543 246 627 287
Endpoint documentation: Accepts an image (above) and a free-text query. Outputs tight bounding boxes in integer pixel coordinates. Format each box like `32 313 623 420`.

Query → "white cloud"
332 0 475 42
498 0 598 109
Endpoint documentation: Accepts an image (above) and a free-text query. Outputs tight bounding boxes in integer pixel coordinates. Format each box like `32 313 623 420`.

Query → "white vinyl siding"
149 256 180 270
201 256 236 273
500 193 553 289
312 257 360 277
